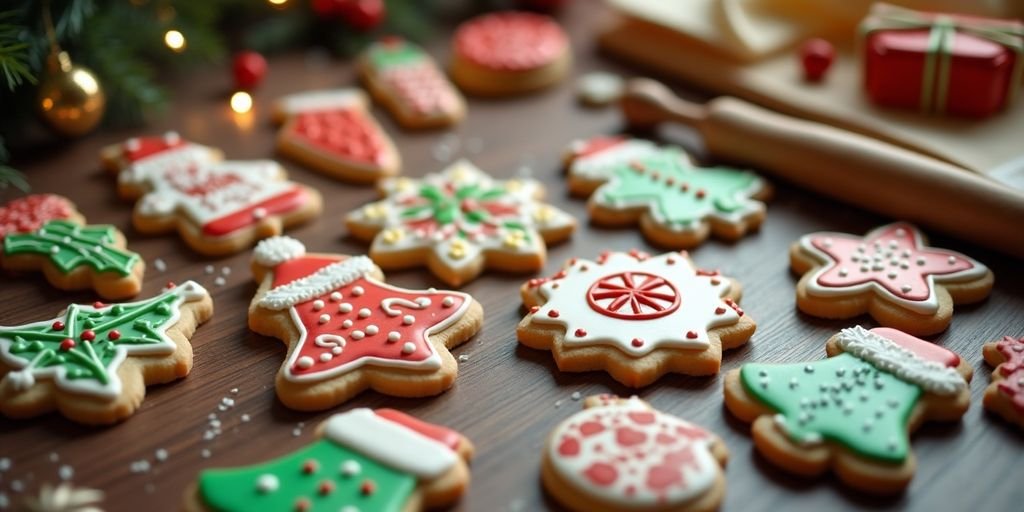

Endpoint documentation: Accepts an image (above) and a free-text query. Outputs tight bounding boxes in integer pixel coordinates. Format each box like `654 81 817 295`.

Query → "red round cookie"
0 194 76 239
453 11 567 72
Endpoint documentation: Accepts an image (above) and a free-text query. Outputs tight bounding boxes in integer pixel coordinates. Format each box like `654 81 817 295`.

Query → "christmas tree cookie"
101 132 323 256
982 335 1024 430
248 237 483 410
346 159 576 287
791 222 993 335
273 89 401 183
518 249 755 387
564 136 771 249
359 37 465 129
724 326 973 494
0 281 212 424
0 194 84 238
184 408 473 512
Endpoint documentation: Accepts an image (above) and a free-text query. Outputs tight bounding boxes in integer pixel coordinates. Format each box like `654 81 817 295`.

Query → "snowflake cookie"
517 249 755 387
543 395 727 512
791 222 993 335
563 136 771 249
724 326 973 494
346 159 576 287
248 236 483 410
982 335 1024 430
186 408 473 512
0 281 212 424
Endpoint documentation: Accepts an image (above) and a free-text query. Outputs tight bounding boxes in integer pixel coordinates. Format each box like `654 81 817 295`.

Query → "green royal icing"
368 40 426 70
400 182 528 240
740 353 922 463
597 149 759 229
199 438 415 512
3 219 139 276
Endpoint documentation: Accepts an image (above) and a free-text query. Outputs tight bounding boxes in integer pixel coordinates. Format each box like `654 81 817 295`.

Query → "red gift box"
860 3 1024 118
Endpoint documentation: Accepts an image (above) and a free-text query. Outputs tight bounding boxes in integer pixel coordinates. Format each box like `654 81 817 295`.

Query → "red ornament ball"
339 0 385 31
800 38 835 82
233 51 267 91
311 0 342 18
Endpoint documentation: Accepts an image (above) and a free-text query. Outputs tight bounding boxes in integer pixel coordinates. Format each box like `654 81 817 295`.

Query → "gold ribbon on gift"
860 3 1024 114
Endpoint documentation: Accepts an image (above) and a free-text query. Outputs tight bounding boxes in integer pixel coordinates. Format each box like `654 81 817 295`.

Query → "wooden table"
2 3 1022 511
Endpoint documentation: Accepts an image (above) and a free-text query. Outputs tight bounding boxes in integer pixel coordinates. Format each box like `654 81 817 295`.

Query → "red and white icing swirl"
549 398 717 506
454 12 567 71
0 195 75 239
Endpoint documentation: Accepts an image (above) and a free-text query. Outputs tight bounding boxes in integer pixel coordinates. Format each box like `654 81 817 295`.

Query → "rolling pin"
620 78 1024 260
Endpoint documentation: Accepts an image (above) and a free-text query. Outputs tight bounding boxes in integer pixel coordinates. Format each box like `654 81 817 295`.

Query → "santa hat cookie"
248 236 483 411
724 326 972 494
101 132 322 256
188 408 473 512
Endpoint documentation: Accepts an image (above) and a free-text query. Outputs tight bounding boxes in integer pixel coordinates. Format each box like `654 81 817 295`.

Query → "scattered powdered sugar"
153 258 167 272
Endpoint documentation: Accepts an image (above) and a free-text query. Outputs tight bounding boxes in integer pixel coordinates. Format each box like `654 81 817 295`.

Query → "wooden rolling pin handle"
621 78 1024 260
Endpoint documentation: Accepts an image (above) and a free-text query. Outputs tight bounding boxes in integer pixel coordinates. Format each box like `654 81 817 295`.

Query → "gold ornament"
37 50 106 137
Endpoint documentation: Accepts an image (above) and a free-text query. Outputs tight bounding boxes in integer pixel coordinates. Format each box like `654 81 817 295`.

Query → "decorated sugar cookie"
101 132 322 256
0 281 212 424
543 395 728 512
791 222 993 335
517 249 755 387
346 159 576 287
724 326 972 494
451 11 571 96
0 194 83 238
359 37 465 129
982 335 1024 429
564 136 770 248
273 89 400 183
185 408 473 512
248 237 483 410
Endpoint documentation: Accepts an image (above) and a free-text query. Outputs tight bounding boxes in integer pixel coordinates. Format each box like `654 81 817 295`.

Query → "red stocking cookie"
543 395 728 512
982 335 1024 429
102 132 322 256
517 249 755 387
791 222 993 335
273 89 400 183
248 236 483 410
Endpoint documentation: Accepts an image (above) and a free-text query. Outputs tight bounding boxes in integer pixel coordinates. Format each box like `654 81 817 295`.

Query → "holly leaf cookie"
791 222 993 335
543 395 728 512
248 237 483 410
564 136 771 248
346 159 576 287
517 249 755 387
724 326 972 494
0 281 212 424
273 89 401 183
982 335 1024 430
185 408 473 512
101 132 323 256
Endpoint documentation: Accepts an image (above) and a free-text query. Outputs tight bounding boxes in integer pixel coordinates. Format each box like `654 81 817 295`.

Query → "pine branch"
0 10 36 90
0 134 28 192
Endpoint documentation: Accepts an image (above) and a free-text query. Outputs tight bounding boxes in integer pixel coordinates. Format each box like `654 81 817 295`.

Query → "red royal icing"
995 336 1024 413
201 186 308 236
454 12 567 72
586 271 680 320
288 109 389 167
122 136 186 162
0 195 75 239
381 63 459 116
870 327 960 367
374 408 461 451
573 136 628 159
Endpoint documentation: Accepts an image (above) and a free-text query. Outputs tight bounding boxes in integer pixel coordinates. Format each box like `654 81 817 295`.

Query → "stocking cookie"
0 281 212 424
273 89 400 183
451 11 571 96
359 37 465 129
0 194 84 237
982 335 1024 429
102 132 322 256
249 236 483 410
724 326 972 494
564 136 770 248
517 249 755 387
185 408 473 512
346 159 575 287
791 222 993 335
543 395 728 512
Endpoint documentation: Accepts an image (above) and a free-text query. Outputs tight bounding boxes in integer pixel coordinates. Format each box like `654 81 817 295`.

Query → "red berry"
233 51 268 91
318 480 334 495
360 479 376 495
631 338 644 347
340 0 385 31
574 328 587 337
81 329 96 342
801 38 835 82
294 498 310 512
686 330 698 339
547 309 560 318
52 321 65 331
60 338 76 351
301 459 319 474
108 330 122 341
93 301 106 309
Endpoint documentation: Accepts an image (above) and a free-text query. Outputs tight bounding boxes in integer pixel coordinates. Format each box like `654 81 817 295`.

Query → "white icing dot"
252 207 267 219
900 284 912 293
402 342 416 354
948 256 957 265
358 308 371 318
125 138 141 151
351 330 365 340
339 303 353 313
402 315 415 325
256 473 279 493
340 460 361 477
62 236 71 243
860 266 869 273
332 346 343 355
312 300 325 311
50 245 59 254
442 297 455 307
318 314 331 324
387 331 401 342
297 356 314 369
319 353 333 363
823 237 833 247
838 268 848 277
342 319 353 328
886 271 897 279
917 257 926 266
895 228 906 236
415 297 431 307
365 325 379 335
330 292 343 302
850 255 859 263
351 286 365 296
888 240 898 249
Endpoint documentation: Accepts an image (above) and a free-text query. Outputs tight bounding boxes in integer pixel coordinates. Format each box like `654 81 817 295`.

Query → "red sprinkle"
318 480 334 495
686 331 698 339
714 307 727 315
529 306 540 314
51 321 65 331
301 459 319 474
294 498 311 512
108 330 122 341
80 330 96 342
165 281 176 289
631 338 644 347
575 328 587 337
92 301 106 309
710 278 721 285
360 479 376 495
695 189 706 199
680 183 689 192
60 338 76 351
547 309 560 318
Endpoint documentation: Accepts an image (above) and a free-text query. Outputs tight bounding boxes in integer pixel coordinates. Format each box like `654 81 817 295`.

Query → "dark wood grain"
2 3 1023 511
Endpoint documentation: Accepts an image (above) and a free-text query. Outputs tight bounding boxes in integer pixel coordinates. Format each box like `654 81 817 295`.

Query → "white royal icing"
258 256 377 310
324 408 457 478
835 326 966 395
276 88 366 115
567 138 660 181
253 236 306 267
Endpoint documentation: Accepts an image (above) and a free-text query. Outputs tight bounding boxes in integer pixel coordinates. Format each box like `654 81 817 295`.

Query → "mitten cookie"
451 11 571 96
101 132 322 256
248 237 483 410
517 249 755 387
724 326 972 494
0 281 212 424
543 395 728 512
982 335 1024 429
185 408 473 512
0 194 84 236
791 222 993 335
273 89 400 183
346 159 576 287
564 136 770 249
359 37 465 129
